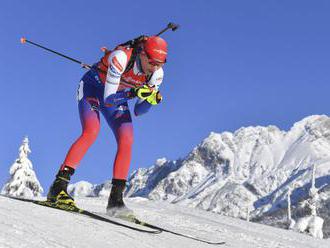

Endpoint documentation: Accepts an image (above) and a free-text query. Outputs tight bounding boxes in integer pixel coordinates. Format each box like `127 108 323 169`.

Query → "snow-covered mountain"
69 115 330 237
124 115 330 233
68 180 114 198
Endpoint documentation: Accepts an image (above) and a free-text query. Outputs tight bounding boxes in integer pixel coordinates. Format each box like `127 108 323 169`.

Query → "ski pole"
156 22 180 37
20 22 179 67
20 37 92 69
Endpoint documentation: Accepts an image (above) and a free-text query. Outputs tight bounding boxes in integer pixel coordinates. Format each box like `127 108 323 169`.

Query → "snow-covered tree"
287 184 296 229
292 164 324 238
1 137 43 198
287 187 292 223
246 205 251 222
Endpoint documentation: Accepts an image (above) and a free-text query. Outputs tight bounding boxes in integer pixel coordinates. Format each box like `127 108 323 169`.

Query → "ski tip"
20 37 27 44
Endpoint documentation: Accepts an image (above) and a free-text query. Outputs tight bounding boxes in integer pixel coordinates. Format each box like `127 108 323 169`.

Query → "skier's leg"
112 121 134 180
62 97 101 169
48 81 101 203
101 103 134 180
101 103 135 218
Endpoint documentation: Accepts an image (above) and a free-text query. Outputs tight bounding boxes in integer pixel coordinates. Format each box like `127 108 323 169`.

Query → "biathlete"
47 35 168 218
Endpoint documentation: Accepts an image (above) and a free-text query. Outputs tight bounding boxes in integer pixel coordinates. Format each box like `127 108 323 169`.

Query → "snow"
124 115 330 223
293 215 324 239
3 115 330 245
1 196 330 248
289 166 325 239
68 181 94 197
62 115 330 238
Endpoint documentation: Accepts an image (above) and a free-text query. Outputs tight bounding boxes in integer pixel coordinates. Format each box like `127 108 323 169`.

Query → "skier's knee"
117 133 134 149
81 129 99 144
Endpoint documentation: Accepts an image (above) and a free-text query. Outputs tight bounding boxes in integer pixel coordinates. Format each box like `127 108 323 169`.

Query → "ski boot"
47 166 76 207
106 179 135 221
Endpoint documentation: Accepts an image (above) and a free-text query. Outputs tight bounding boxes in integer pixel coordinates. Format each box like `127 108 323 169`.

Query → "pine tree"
1 137 43 198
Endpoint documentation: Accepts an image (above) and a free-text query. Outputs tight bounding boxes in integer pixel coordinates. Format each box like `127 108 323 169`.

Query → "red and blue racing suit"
61 46 164 180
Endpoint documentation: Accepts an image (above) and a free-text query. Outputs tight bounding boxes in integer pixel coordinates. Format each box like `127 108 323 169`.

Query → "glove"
145 90 163 105
128 85 162 105
129 85 154 99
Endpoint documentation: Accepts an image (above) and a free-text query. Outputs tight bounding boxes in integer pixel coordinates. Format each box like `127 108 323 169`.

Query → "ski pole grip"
20 37 27 44
156 22 180 36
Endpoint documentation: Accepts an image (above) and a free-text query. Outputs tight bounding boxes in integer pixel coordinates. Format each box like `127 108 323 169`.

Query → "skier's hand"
129 85 154 100
145 90 163 105
128 85 162 105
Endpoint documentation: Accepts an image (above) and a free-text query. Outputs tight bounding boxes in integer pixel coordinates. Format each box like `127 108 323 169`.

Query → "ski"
2 195 226 245
94 212 226 245
1 195 161 234
140 222 225 245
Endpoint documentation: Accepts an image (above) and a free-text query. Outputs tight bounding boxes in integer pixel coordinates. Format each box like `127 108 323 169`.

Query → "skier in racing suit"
47 36 167 218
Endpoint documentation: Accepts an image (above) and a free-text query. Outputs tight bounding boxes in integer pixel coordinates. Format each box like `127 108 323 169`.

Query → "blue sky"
1 0 330 191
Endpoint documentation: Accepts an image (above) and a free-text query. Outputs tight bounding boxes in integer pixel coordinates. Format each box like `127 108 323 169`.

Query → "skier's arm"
134 68 164 116
104 50 131 106
134 99 153 116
